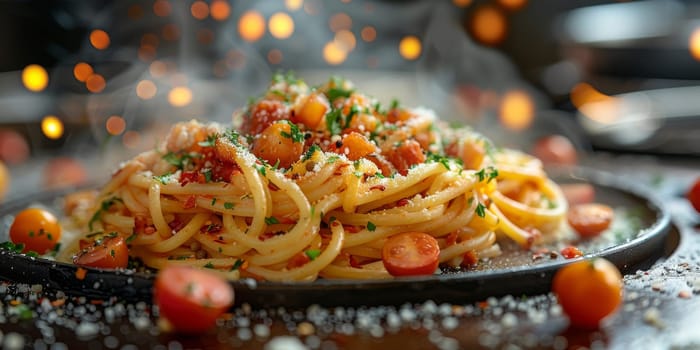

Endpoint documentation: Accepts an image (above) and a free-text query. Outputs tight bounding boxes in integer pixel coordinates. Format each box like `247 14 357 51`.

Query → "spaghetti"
61 74 567 281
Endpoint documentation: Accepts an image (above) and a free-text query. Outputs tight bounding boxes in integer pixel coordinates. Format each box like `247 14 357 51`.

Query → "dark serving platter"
0 168 673 308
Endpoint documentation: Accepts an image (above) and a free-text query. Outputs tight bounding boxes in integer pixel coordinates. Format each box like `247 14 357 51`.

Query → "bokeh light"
162 23 181 41
89 29 110 50
498 0 527 11
571 83 619 124
334 30 356 51
285 0 303 11
269 12 295 39
123 131 142 149
323 41 348 65
168 86 193 107
0 130 30 164
399 36 422 60
138 45 157 62
106 116 126 136
41 116 64 140
329 13 352 32
43 157 87 190
210 0 231 21
470 5 507 46
499 90 534 131
453 0 472 7
689 28 700 61
149 61 168 77
361 26 376 42
153 0 172 17
268 49 283 64
86 74 106 93
190 1 209 20
570 82 612 108
73 62 93 82
136 80 158 99
239 11 266 42
21 64 49 92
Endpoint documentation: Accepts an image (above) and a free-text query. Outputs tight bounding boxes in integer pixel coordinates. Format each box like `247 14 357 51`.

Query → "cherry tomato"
567 203 614 238
73 235 129 269
560 183 595 206
532 135 578 166
294 92 328 129
552 258 623 329
243 100 290 135
9 208 62 254
251 121 304 169
154 266 234 333
688 178 700 213
382 232 440 276
385 140 426 176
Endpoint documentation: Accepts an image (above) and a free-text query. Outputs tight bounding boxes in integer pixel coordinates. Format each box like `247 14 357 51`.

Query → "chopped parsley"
153 173 175 185
390 98 399 110
326 107 343 135
126 234 137 244
305 249 322 261
475 166 499 183
197 134 218 148
302 144 321 162
475 203 486 218
202 168 213 183
89 197 123 231
163 152 198 171
265 216 280 225
204 262 215 269
224 202 235 210
426 152 458 170
230 259 245 271
280 121 304 143
211 197 218 206
366 221 376 232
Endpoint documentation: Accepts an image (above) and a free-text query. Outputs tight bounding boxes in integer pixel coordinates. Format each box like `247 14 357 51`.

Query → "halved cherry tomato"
560 245 583 259
688 178 700 213
382 232 440 276
154 266 234 333
532 135 577 166
567 203 614 238
552 258 623 329
560 183 595 206
9 208 62 254
73 235 128 269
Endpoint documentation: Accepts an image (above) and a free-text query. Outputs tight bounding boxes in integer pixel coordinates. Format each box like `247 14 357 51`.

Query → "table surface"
0 153 698 350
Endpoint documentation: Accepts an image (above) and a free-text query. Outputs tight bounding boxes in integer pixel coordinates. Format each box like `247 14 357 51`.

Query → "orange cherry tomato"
688 178 700 213
9 208 62 254
532 135 578 166
385 140 426 176
382 232 440 277
154 266 234 333
560 183 595 206
567 203 614 238
552 258 623 329
73 235 129 269
251 121 304 169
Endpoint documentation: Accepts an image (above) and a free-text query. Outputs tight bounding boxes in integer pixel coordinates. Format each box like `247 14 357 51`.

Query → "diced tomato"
294 93 328 129
154 266 234 333
560 246 583 259
567 203 614 238
461 250 479 268
243 100 291 135
382 232 440 277
251 122 304 169
73 236 129 269
385 140 425 176
329 132 377 161
286 252 311 269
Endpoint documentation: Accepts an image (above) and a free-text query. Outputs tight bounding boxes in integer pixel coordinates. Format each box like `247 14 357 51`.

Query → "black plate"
0 168 672 308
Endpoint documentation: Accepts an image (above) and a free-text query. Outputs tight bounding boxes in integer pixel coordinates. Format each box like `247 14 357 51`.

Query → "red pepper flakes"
75 267 87 280
560 245 583 259
445 232 458 246
182 195 197 209
286 252 311 269
369 184 386 191
461 251 479 268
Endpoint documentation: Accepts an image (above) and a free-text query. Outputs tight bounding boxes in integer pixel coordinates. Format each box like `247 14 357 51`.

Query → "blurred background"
1 0 699 203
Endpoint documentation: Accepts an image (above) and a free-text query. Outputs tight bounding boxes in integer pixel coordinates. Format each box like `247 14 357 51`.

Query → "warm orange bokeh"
106 116 127 136
190 1 209 20
329 13 352 32
239 11 266 42
136 80 158 100
168 87 193 107
689 27 700 61
73 62 93 82
22 64 49 92
323 41 347 65
210 0 231 21
90 29 110 50
470 5 507 45
499 90 534 131
86 74 106 93
153 0 172 17
498 0 527 11
269 12 295 39
42 116 64 140
399 36 422 60
361 26 376 42
268 49 283 64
